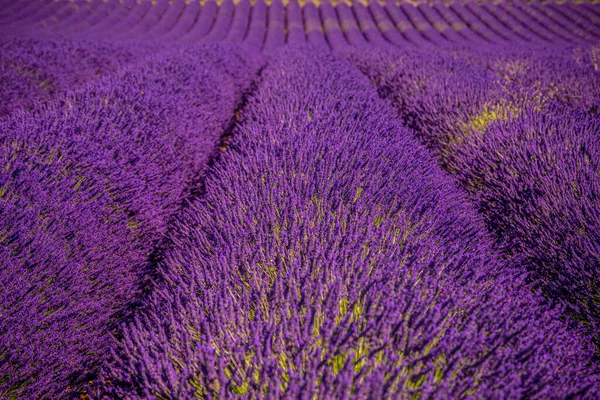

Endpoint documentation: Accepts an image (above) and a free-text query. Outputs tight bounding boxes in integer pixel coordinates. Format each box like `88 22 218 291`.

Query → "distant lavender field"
0 0 599 399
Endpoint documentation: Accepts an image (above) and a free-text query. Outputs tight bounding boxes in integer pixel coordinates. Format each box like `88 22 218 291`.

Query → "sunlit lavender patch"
1 1 598 398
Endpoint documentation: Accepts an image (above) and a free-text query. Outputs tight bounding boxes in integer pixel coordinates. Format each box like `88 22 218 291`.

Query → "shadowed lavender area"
0 1 599 398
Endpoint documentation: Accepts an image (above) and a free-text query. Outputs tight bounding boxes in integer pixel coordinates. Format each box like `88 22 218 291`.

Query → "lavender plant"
0 43 262 399
1 1 599 399
348 46 600 348
107 46 596 399
0 37 162 116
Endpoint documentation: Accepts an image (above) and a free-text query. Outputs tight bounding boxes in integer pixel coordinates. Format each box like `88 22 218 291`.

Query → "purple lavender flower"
348 46 600 350
0 43 262 399
107 46 596 399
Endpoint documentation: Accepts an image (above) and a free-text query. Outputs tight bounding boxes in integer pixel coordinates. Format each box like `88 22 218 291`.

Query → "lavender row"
0 43 262 399
449 46 600 115
0 0 210 43
0 37 164 117
348 47 600 347
3 1 599 48
107 46 595 399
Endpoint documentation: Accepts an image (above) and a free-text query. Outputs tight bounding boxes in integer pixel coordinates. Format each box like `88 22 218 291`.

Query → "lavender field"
1 0 599 398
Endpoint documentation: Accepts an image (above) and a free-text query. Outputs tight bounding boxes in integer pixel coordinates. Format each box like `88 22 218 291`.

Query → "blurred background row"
1 0 599 49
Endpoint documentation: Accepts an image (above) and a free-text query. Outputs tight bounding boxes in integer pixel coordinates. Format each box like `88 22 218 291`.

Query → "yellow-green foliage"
494 59 529 82
469 109 502 132
329 352 349 375
127 218 138 230
463 102 518 135
336 297 348 326
231 381 249 396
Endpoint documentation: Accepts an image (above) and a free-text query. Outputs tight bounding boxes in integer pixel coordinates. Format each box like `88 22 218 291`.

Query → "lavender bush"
1 1 599 398
0 43 262 399
0 37 163 116
348 46 600 348
107 46 596 399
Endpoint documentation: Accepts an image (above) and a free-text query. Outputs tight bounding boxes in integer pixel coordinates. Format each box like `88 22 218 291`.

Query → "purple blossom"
348 46 600 350
0 42 262 398
107 46 596 399
0 1 599 398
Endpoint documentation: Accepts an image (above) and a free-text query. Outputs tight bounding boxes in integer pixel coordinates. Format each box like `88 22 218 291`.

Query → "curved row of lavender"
446 46 600 114
1 0 599 398
348 47 600 350
0 43 262 399
0 37 164 116
1 0 599 49
106 46 596 399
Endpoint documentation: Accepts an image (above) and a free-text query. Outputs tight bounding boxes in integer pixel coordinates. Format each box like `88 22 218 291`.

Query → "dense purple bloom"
1 1 600 398
452 106 600 334
0 43 262 399
0 37 162 116
444 46 600 114
348 46 600 348
107 46 595 399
